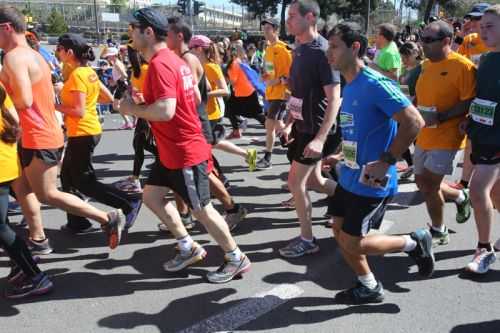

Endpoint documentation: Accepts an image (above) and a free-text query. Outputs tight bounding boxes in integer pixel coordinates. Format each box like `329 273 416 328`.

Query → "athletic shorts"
287 126 323 165
20 147 63 168
266 100 287 120
146 160 211 211
327 185 391 237
113 80 128 100
470 144 500 165
413 146 459 176
209 119 226 146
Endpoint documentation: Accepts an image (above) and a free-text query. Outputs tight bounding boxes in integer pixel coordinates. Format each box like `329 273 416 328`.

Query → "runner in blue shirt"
326 22 435 304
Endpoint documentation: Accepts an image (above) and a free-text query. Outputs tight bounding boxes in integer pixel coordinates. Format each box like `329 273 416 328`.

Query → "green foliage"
47 8 68 35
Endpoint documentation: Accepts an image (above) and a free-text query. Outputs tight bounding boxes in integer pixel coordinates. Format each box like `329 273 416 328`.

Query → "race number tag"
264 61 275 77
418 105 438 128
470 98 498 126
342 140 360 169
287 96 304 120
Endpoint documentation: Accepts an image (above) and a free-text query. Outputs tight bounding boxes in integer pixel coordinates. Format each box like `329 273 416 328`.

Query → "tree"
110 0 128 13
232 0 378 37
47 8 68 35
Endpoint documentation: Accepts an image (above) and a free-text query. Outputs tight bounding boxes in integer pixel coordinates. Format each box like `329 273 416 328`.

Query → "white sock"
455 190 466 204
358 273 378 290
226 247 243 262
301 236 314 244
177 235 193 252
431 224 446 233
402 235 417 252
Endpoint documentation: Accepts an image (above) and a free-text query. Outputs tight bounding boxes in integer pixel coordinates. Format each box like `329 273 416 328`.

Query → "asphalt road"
1 115 499 333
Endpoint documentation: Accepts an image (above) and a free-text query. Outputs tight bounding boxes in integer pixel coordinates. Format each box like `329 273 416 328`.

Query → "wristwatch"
379 151 397 165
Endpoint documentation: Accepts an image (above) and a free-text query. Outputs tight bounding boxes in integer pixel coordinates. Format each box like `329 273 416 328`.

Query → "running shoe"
399 166 414 180
226 129 242 140
456 189 471 224
447 181 465 190
225 205 247 231
279 237 320 258
465 248 496 274
246 149 257 172
406 228 435 277
256 157 272 170
206 253 251 284
104 209 125 250
5 272 53 299
335 281 385 304
163 242 207 272
28 238 53 255
7 256 40 285
158 213 195 232
125 199 142 230
429 225 450 247
115 177 142 193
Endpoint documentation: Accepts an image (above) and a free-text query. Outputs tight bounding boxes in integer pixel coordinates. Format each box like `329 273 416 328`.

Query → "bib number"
470 98 497 126
342 140 359 169
264 61 275 77
418 105 438 128
287 96 304 120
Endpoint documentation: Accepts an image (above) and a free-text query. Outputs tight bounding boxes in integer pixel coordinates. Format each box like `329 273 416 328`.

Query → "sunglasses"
421 36 445 44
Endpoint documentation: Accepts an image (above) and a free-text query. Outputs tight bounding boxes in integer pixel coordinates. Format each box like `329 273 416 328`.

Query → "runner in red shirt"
120 8 250 283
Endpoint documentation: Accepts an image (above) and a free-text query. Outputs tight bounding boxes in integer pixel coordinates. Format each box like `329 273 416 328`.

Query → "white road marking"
178 284 304 333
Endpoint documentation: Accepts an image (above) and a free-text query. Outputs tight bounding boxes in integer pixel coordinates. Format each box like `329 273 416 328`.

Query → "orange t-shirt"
6 61 64 150
228 58 255 97
415 52 476 150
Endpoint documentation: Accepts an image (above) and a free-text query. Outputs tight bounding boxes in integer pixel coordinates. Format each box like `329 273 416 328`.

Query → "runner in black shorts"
464 4 500 274
327 21 434 304
278 0 341 259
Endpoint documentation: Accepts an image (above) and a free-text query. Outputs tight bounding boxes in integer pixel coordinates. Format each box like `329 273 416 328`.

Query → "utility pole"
366 0 371 34
188 0 193 32
93 0 100 45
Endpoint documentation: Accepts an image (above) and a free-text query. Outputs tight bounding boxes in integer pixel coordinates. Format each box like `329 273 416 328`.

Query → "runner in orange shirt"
0 5 124 249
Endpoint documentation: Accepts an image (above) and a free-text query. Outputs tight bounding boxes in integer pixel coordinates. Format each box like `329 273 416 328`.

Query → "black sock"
264 151 272 162
4 236 41 278
226 203 240 214
478 242 492 252
460 180 469 188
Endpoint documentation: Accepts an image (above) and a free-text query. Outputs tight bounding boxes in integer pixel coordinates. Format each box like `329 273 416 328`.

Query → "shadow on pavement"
450 320 500 333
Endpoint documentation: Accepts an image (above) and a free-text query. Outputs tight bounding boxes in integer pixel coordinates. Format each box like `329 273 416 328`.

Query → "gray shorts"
413 146 460 176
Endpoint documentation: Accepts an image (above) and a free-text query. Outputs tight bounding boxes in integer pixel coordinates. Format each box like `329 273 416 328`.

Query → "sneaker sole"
164 248 207 272
207 261 252 284
420 231 435 277
108 211 124 250
5 281 54 299
125 201 143 230
279 246 320 259
29 248 53 255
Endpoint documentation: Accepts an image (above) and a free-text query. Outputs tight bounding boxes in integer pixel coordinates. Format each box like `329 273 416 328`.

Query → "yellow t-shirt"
457 33 492 66
415 52 476 150
130 64 149 93
263 40 292 101
204 62 225 120
61 66 102 137
0 89 21 183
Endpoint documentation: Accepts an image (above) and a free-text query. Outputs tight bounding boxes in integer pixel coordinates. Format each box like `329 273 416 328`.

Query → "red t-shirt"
143 48 210 169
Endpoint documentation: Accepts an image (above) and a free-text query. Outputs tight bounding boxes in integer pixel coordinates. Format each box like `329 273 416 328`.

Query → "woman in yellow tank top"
55 33 142 234
0 84 53 299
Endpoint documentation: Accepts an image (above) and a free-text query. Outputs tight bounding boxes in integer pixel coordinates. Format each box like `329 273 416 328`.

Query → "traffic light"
193 1 205 15
177 0 188 15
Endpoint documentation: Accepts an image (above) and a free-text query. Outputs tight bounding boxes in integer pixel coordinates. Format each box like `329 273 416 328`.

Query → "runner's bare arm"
207 77 230 98
55 91 86 117
388 105 425 158
119 97 176 121
98 82 114 104
438 98 474 123
316 83 341 143
3 55 33 110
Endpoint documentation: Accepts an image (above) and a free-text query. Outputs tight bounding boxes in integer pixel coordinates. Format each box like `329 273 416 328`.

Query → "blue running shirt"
339 67 411 198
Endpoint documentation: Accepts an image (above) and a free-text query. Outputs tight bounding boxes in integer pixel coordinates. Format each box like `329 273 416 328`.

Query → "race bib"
264 61 275 77
470 98 498 126
418 105 438 128
342 140 360 169
287 96 304 120
339 112 354 128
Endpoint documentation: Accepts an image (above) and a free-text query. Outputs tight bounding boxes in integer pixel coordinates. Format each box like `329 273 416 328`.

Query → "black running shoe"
335 281 385 304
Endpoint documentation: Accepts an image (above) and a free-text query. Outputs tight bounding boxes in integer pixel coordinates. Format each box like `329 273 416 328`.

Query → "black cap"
261 17 279 28
58 33 88 50
131 8 168 36
465 3 490 18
